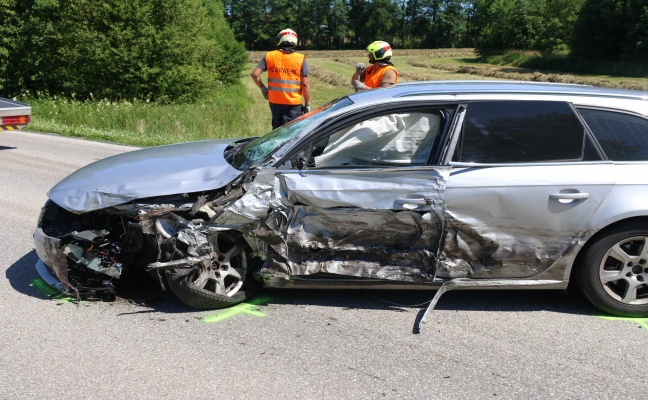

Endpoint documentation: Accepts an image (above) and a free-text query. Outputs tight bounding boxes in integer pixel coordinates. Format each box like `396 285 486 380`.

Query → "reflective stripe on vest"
266 50 305 105
364 64 398 88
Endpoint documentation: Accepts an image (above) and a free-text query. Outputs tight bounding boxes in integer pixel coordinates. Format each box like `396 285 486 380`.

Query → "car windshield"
231 97 353 170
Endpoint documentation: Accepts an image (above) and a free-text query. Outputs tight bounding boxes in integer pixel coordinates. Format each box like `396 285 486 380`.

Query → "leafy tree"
571 0 648 60
438 0 473 48
4 0 246 103
475 0 584 52
266 0 302 48
308 0 349 49
420 0 471 48
224 0 271 50
204 0 249 84
571 0 624 59
625 0 648 60
361 0 399 45
0 0 17 91
348 0 371 47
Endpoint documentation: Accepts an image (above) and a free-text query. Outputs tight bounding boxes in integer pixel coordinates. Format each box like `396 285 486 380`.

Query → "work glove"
353 80 368 90
355 63 366 72
302 104 311 114
260 87 269 100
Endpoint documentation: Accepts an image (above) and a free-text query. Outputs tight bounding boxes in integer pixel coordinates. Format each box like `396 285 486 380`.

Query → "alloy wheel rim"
599 236 648 305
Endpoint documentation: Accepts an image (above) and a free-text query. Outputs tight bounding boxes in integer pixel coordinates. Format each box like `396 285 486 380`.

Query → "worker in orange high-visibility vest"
251 29 311 130
351 41 398 91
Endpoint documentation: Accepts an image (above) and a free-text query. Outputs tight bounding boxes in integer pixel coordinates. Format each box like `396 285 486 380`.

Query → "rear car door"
441 100 616 280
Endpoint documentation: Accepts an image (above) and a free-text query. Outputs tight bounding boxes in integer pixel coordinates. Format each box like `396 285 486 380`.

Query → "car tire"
165 231 257 310
576 223 648 317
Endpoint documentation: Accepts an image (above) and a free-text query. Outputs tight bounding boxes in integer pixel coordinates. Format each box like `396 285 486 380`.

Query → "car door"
441 100 616 280
269 107 453 283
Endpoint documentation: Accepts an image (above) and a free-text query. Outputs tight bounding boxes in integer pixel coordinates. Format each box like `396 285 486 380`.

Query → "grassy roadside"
27 85 256 147
24 49 648 147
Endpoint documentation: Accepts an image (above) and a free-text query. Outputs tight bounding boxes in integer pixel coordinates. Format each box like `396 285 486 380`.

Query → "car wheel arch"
570 216 648 278
568 217 648 317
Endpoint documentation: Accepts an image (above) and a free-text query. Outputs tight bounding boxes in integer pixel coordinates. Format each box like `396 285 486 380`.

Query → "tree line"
225 0 648 60
1 0 645 103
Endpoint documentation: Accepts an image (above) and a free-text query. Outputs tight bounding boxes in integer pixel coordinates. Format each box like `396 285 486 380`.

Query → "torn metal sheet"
257 206 441 283
35 234 70 289
416 278 565 331
438 211 581 278
253 167 449 282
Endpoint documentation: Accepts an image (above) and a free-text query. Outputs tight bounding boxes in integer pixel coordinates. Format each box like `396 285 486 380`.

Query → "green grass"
27 84 256 146
22 49 648 147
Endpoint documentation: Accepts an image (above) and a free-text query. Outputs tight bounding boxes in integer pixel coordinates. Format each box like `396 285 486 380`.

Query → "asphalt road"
1 130 647 399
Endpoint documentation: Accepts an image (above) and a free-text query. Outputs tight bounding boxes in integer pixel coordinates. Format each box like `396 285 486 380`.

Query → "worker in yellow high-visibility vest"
251 29 311 130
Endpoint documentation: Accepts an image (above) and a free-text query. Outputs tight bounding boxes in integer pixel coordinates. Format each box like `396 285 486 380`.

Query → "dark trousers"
269 103 302 130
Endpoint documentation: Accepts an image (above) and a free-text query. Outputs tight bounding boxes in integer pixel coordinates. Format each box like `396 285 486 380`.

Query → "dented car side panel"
441 164 616 279
253 167 449 282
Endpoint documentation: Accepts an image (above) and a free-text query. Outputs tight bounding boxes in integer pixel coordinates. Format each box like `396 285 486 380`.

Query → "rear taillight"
1 115 30 125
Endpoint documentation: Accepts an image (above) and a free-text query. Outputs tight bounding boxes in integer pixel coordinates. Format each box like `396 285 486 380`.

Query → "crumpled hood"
49 139 244 213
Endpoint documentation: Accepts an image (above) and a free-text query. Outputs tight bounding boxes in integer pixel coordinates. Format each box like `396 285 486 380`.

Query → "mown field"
29 49 648 146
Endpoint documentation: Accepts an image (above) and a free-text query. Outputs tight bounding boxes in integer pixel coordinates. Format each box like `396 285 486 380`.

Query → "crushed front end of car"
32 138 271 307
33 177 271 307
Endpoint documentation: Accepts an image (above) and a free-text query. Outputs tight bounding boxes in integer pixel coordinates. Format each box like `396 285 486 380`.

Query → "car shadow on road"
5 250 186 313
257 287 600 334
5 251 44 299
7 251 599 319
0 145 17 151
256 285 599 316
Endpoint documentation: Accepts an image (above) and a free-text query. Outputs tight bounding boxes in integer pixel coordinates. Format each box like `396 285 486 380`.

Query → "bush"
2 0 247 103
571 0 648 61
0 0 17 91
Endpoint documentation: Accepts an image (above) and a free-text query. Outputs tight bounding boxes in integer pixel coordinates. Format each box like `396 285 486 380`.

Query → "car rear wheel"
576 223 648 317
166 231 256 310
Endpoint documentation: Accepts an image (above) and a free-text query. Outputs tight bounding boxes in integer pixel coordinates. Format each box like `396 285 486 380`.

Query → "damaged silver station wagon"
34 81 648 317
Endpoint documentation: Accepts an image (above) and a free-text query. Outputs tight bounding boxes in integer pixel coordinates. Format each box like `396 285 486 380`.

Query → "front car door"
258 106 454 284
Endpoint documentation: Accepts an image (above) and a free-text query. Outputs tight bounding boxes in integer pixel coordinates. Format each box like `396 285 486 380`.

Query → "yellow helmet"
366 41 392 60
277 28 298 46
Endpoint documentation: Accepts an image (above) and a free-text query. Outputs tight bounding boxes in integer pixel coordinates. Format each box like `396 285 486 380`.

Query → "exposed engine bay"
35 168 260 307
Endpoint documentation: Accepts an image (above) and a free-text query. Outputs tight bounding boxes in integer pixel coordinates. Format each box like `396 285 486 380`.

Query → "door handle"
549 192 589 200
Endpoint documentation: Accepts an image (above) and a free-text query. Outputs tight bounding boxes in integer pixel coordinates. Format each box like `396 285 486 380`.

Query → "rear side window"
578 108 648 161
453 101 587 163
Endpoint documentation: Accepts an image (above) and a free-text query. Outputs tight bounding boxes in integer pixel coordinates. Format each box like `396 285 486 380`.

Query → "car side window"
309 111 442 168
453 101 589 163
578 108 648 161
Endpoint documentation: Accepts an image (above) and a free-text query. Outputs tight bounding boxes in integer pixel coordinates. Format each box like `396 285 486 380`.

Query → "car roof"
347 80 648 103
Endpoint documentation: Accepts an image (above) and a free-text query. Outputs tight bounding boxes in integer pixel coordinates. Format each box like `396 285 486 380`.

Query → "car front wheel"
166 231 256 310
576 223 648 317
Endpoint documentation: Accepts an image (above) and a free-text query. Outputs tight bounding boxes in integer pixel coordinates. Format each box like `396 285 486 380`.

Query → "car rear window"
578 108 648 161
453 101 587 163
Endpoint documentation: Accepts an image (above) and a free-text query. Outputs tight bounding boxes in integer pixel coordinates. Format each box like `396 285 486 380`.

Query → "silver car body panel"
48 139 243 213
442 163 616 280
33 81 648 297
